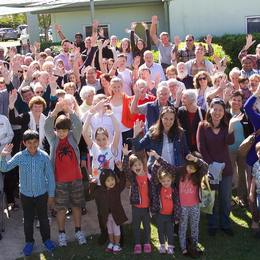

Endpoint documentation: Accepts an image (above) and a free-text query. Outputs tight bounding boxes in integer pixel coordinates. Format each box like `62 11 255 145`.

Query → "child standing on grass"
149 150 208 257
0 130 56 256
122 144 152 254
148 150 177 255
44 100 86 247
249 142 260 231
82 104 120 245
90 167 127 254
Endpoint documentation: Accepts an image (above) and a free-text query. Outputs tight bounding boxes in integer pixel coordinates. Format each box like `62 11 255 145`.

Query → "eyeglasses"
0 81 5 84
35 91 44 94
198 77 207 81
186 39 193 42
18 70 23 73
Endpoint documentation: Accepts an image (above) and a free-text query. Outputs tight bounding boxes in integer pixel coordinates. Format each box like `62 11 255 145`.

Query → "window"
85 24 109 38
247 16 260 33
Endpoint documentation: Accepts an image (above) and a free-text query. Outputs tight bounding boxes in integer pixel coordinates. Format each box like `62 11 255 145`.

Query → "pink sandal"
143 243 152 253
134 244 142 254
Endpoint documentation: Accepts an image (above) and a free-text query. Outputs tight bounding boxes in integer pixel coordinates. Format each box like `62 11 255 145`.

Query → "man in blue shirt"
0 130 56 256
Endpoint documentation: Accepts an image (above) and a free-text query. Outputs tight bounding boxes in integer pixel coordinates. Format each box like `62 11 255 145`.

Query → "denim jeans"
208 176 232 230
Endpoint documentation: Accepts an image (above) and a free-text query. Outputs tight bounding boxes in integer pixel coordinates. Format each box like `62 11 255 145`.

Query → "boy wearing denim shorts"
0 130 56 256
44 100 86 247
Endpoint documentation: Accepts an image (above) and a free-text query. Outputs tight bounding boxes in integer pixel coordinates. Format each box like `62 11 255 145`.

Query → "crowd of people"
0 15 260 258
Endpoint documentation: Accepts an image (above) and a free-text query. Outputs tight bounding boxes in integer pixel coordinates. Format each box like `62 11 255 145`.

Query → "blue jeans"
256 194 260 212
208 176 232 230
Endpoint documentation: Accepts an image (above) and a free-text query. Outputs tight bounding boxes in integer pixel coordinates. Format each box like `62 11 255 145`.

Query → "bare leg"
72 207 81 228
56 210 66 230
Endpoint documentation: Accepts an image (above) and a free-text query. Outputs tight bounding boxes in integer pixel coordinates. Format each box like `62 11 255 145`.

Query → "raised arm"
204 35 214 57
142 22 151 50
109 111 120 154
82 111 94 149
0 144 19 172
54 24 66 41
130 22 137 51
150 16 159 45
238 34 256 61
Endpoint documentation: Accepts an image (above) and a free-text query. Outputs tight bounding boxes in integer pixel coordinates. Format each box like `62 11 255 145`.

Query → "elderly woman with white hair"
177 89 206 151
167 78 186 108
131 81 172 131
79 85 96 114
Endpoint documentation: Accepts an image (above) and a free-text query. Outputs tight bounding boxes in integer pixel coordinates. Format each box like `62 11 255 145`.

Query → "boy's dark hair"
55 115 72 130
23 129 39 142
256 141 260 153
99 169 117 187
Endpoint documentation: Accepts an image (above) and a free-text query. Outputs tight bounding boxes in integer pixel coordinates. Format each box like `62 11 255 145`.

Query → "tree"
38 14 51 42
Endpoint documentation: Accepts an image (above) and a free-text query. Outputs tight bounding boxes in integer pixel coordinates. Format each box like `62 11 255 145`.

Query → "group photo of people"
0 12 260 259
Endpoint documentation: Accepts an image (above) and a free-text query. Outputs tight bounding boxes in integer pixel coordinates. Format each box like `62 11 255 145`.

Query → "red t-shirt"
136 94 156 122
187 111 196 146
135 175 150 208
179 177 199 207
160 187 174 215
55 137 82 183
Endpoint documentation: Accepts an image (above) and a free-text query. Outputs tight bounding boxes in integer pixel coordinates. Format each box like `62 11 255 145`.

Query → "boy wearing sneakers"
44 100 86 247
0 130 56 256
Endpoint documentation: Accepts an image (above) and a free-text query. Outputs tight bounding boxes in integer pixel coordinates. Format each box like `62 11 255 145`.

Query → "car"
0 28 18 41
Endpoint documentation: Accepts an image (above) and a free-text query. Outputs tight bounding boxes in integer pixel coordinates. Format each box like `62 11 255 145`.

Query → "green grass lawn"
17 205 260 260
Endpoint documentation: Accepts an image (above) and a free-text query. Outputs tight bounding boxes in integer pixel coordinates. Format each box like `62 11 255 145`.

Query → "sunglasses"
198 77 207 81
186 39 193 42
211 98 225 106
18 70 23 73
35 91 44 94
0 81 5 84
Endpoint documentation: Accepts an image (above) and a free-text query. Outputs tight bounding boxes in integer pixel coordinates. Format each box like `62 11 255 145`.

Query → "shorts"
55 179 85 211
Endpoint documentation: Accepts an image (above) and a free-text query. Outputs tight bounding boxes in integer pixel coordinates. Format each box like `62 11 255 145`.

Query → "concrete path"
0 189 132 260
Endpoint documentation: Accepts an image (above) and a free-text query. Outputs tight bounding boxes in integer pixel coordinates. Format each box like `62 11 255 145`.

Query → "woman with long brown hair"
132 106 189 169
197 98 236 237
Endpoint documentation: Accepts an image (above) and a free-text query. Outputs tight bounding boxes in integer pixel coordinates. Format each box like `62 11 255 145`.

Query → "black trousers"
21 193 50 243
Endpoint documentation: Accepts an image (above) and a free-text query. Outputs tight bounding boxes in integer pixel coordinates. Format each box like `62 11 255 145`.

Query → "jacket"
132 129 189 169
91 170 128 226
122 155 153 206
0 115 14 152
44 113 82 168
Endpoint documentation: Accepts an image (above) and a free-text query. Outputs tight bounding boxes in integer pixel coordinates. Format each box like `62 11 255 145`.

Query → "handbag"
200 175 215 214
238 129 260 157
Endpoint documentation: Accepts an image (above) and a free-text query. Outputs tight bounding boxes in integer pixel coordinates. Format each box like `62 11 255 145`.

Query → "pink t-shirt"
179 178 199 207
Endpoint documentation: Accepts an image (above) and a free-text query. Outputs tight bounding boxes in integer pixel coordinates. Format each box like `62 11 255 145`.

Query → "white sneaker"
113 244 122 254
105 242 114 252
75 230 87 245
58 232 67 247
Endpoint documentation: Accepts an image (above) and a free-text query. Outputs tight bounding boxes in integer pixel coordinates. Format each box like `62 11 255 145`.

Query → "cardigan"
132 128 189 169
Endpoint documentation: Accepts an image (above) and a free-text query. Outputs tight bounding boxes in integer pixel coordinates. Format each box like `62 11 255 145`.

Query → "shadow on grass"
16 207 260 260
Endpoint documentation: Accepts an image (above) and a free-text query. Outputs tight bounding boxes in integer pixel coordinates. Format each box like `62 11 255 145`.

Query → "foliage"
38 14 51 42
202 33 260 70
0 14 27 28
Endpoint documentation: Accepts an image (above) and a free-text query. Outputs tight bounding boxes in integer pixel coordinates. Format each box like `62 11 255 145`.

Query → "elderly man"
139 50 166 82
131 81 171 131
177 62 194 89
173 34 214 63
150 16 173 69
185 44 214 76
177 89 205 151
238 34 260 74
81 66 101 92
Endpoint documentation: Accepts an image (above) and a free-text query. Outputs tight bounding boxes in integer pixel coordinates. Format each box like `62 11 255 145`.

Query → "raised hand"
98 27 105 38
245 34 256 49
174 35 181 46
186 153 197 162
115 161 123 171
255 83 260 97
54 24 62 32
122 144 131 156
147 149 160 160
141 22 148 30
204 34 213 45
131 22 137 30
151 15 158 24
9 89 18 108
92 20 99 29
1 144 13 157
133 119 144 137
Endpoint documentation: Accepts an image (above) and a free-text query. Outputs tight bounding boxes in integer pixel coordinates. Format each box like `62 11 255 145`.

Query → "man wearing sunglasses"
173 34 214 63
